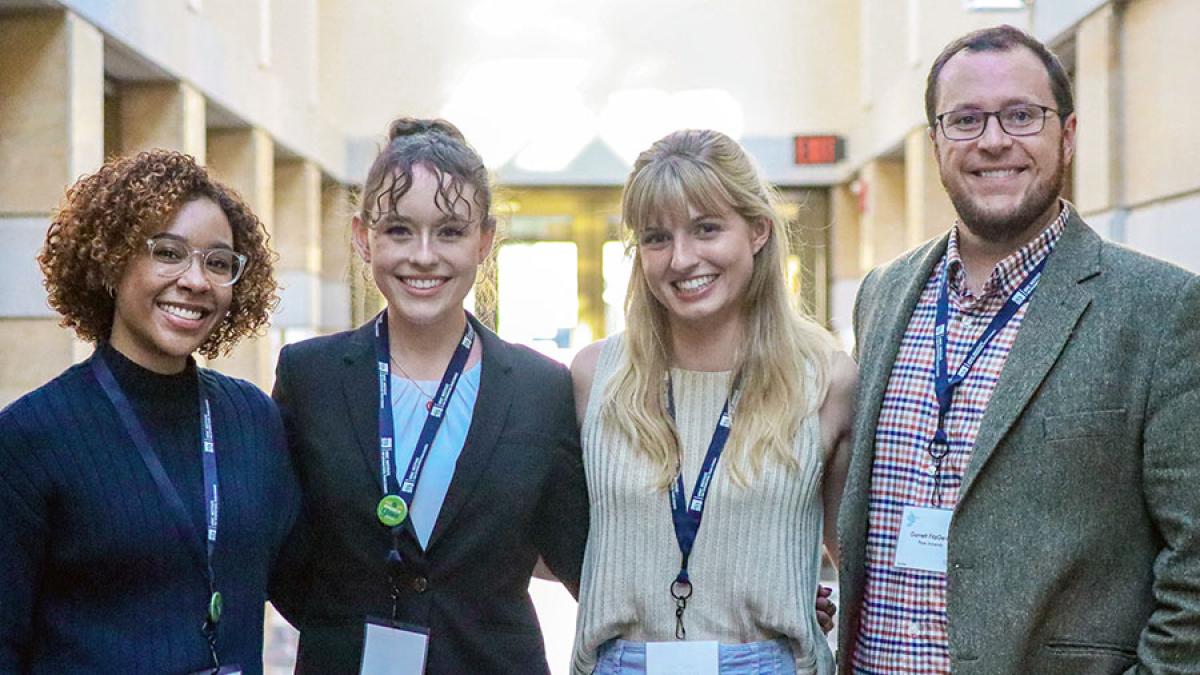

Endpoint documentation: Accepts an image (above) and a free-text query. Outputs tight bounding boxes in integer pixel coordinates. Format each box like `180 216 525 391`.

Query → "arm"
1128 275 1200 673
819 351 859 568
0 412 50 671
570 340 605 427
266 345 313 627
532 364 590 599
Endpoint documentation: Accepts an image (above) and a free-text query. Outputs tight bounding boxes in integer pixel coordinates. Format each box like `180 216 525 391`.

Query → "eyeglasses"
145 237 248 287
935 104 1060 141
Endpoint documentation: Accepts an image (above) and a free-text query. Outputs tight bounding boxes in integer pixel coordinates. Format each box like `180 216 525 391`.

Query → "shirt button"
927 464 938 476
412 576 429 593
908 621 921 636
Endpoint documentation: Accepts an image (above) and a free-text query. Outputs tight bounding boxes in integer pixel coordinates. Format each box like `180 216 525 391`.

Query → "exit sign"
793 135 844 165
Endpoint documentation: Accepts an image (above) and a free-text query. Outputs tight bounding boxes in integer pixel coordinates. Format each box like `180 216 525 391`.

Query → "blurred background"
1 0 1197 671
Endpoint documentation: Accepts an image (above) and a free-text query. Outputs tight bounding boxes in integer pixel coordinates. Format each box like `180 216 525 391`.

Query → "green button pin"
208 591 223 624
377 495 408 527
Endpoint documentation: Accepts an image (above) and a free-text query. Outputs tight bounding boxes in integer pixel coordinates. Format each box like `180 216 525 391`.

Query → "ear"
751 217 772 255
1060 112 1078 167
477 217 497 263
351 214 372 263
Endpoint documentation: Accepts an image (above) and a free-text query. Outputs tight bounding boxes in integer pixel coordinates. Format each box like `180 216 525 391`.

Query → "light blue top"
389 361 481 548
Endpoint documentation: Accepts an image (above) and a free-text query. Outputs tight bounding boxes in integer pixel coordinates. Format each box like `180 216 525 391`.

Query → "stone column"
117 81 207 160
904 126 956 247
206 127 276 389
0 10 103 405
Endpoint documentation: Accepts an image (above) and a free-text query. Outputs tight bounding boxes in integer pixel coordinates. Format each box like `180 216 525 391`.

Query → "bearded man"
837 24 1200 674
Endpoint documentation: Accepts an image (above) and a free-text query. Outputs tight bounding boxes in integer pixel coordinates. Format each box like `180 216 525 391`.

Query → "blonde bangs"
623 155 737 238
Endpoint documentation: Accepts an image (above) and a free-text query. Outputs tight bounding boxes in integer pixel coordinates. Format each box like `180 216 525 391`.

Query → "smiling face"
931 45 1076 243
637 200 768 333
353 163 494 333
109 197 235 373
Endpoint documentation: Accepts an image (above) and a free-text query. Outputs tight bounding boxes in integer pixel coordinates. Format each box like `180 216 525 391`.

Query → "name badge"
360 618 429 675
893 505 952 573
646 640 719 675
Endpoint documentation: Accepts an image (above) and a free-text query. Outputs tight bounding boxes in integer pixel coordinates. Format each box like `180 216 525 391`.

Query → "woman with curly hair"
0 149 298 674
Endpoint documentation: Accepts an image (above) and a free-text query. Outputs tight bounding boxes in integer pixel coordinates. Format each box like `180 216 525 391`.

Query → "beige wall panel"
904 126 955 246
0 320 78 407
860 158 907 270
274 159 322 272
0 12 102 212
205 127 276 386
207 128 276 227
1073 5 1115 215
1123 0 1200 206
118 81 207 161
321 183 353 283
830 183 862 280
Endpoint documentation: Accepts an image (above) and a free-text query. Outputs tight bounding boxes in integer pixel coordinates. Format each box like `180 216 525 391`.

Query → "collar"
945 199 1071 300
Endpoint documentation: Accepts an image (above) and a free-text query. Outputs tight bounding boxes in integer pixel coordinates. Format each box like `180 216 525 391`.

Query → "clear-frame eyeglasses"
145 237 248 287
935 104 1061 141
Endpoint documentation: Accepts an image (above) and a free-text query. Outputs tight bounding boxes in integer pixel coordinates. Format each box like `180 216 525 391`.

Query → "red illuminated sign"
793 135 844 165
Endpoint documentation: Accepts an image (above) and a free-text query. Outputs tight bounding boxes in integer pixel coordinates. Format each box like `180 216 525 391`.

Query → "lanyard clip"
670 571 692 640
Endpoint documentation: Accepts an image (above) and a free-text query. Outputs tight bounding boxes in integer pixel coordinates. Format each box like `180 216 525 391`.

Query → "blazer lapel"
844 237 948 556
426 316 514 551
958 213 1100 499
340 319 393 500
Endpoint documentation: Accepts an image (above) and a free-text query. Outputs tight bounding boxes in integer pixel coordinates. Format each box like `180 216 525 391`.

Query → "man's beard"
944 144 1066 244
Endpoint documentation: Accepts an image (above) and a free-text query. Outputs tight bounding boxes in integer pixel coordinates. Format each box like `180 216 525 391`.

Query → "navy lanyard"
372 310 474 616
91 354 225 669
928 254 1048 506
665 375 737 640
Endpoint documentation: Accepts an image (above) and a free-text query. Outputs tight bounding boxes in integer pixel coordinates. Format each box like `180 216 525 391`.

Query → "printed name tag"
893 505 953 573
646 640 719 675
360 619 429 675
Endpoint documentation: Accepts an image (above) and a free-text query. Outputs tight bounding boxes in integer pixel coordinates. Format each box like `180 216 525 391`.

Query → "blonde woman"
570 129 855 674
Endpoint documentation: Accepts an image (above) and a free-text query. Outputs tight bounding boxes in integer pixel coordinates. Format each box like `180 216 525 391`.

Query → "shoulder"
822 351 858 414
0 360 93 429
1098 239 1198 293
570 339 607 386
279 326 363 366
200 367 273 410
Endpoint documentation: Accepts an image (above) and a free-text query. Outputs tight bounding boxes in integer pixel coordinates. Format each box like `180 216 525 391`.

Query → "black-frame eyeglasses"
935 104 1061 141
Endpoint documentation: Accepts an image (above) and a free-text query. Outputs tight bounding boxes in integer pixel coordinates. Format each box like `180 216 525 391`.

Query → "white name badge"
360 619 429 675
646 640 719 675
893 505 953 573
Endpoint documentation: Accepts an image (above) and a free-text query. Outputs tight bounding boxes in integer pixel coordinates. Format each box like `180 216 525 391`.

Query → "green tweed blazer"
836 211 1200 674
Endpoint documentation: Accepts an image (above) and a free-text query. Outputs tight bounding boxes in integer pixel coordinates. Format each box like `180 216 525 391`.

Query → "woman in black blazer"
271 118 588 673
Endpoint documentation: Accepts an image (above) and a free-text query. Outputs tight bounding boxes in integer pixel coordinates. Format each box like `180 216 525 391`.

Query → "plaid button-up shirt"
851 203 1070 674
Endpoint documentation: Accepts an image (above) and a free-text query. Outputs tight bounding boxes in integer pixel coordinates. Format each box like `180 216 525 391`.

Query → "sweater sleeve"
0 403 52 672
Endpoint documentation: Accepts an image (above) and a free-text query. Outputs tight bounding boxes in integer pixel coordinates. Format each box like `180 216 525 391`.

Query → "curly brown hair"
38 150 278 358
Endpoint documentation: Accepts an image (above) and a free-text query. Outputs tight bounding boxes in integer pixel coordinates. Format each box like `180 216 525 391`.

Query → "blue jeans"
593 638 797 674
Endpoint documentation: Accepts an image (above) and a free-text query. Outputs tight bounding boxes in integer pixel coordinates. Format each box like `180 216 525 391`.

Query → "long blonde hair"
601 129 836 487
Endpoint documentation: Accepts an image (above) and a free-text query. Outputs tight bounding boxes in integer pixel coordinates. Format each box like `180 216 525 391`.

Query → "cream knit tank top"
570 335 834 674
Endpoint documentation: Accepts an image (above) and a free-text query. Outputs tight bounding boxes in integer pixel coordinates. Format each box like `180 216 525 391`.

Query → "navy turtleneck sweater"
0 343 299 675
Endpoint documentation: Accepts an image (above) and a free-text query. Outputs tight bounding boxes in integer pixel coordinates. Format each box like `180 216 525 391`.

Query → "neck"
957 201 1060 295
386 308 471 379
107 333 188 375
668 314 744 372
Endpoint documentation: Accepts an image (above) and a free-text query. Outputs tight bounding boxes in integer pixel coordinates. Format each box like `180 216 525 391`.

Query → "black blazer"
270 315 588 674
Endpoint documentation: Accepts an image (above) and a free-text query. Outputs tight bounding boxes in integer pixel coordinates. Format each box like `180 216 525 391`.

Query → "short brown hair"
925 24 1074 129
38 150 278 358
